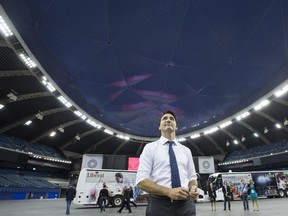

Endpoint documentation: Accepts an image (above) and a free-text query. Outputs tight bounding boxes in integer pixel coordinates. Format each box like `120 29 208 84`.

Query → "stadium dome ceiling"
1 0 288 158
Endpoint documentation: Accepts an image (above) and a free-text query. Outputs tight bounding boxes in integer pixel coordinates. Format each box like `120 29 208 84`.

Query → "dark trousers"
118 199 131 213
130 200 137 208
224 196 231 210
146 196 196 216
99 196 108 211
66 200 72 215
241 194 249 210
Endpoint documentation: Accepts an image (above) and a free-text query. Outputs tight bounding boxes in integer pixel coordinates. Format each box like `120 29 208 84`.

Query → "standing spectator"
136 110 199 216
117 186 132 213
222 180 231 210
99 183 109 212
238 179 249 211
65 185 76 215
249 180 260 211
208 183 216 211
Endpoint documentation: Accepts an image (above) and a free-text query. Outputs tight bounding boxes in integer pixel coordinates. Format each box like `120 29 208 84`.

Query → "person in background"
136 110 199 216
65 185 76 215
129 186 137 208
208 182 216 211
99 183 109 212
249 180 260 211
238 179 249 211
222 180 231 210
117 186 132 213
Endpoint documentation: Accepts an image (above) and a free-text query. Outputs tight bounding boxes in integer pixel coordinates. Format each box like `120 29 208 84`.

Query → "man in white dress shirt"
136 110 199 216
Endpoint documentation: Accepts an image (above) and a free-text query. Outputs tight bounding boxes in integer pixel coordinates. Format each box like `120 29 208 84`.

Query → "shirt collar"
159 136 179 146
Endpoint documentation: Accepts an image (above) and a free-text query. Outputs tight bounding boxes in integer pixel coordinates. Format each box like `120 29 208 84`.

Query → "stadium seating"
224 141 288 162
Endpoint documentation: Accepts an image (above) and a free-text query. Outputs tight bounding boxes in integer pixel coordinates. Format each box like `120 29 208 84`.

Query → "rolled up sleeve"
136 144 152 185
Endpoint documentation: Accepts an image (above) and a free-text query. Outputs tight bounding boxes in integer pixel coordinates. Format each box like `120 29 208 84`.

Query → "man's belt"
150 195 189 203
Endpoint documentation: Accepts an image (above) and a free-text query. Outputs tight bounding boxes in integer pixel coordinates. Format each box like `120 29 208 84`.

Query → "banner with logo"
198 156 215 173
81 154 103 170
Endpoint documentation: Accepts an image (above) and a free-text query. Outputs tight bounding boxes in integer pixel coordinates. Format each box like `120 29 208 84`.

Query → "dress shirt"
136 136 197 189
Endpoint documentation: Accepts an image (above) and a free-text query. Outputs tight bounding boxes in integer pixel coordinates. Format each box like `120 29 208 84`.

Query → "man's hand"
189 185 200 200
168 187 190 200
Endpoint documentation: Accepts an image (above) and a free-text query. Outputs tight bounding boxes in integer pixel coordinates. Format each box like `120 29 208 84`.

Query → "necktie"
168 141 181 188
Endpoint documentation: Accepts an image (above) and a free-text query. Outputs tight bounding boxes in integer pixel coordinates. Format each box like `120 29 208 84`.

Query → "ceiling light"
253 133 259 137
190 134 200 139
46 82 56 92
237 112 250 120
64 102 72 108
58 96 72 108
74 110 87 119
241 135 245 142
7 92 17 101
80 114 87 120
233 140 239 144
0 15 13 37
116 134 130 140
0 104 4 109
254 100 270 111
275 124 281 129
19 53 37 68
203 127 219 134
74 110 83 117
104 129 113 135
49 131 56 137
219 121 232 128
124 136 130 140
284 118 288 126
86 119 102 129
274 84 288 97
264 127 269 134
177 138 186 142
24 120 32 126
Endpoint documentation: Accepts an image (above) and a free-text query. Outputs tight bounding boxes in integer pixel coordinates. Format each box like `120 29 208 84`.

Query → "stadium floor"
0 197 287 216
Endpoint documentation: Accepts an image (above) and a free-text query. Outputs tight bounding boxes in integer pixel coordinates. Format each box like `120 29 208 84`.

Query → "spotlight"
49 131 56 137
264 127 269 134
24 120 32 126
275 123 281 129
241 135 245 142
284 118 288 126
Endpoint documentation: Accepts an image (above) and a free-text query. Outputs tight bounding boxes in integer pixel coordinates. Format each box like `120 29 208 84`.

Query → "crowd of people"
208 178 260 212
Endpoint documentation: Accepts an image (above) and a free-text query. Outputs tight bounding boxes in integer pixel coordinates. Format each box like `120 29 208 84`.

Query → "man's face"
159 113 177 133
115 176 123 183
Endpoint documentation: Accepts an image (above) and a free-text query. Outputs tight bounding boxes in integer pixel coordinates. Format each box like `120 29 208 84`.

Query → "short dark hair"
115 172 123 178
158 110 178 126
